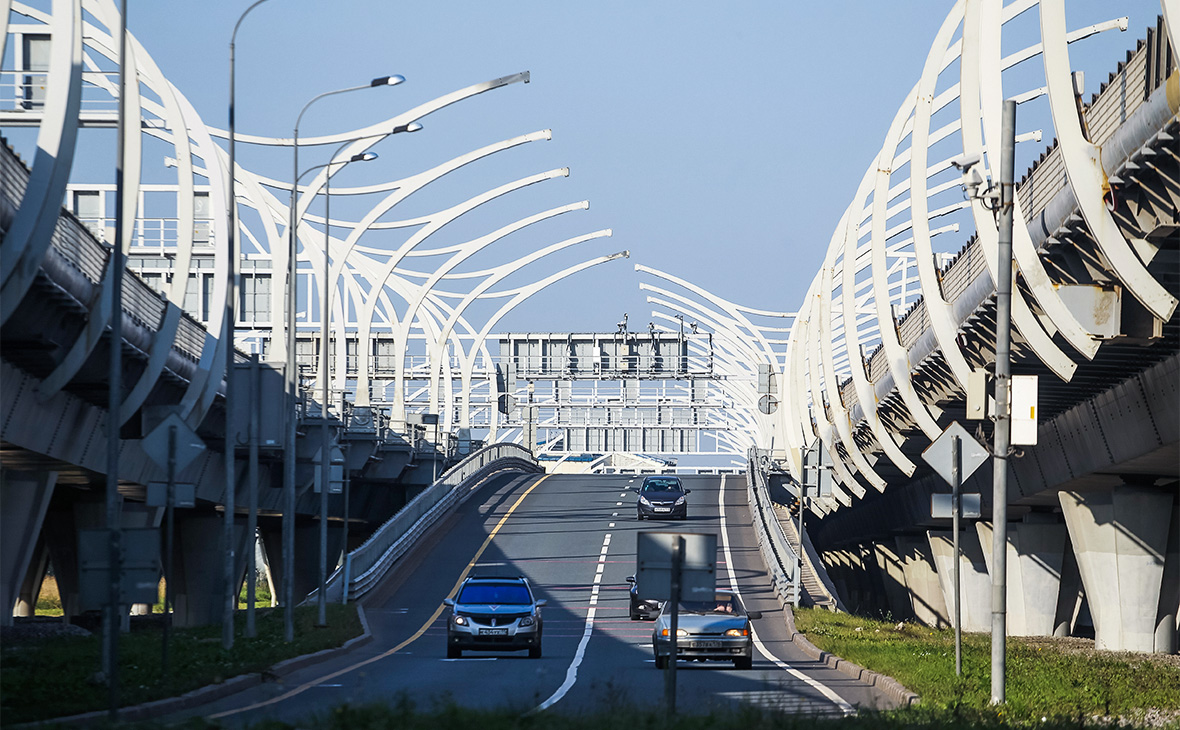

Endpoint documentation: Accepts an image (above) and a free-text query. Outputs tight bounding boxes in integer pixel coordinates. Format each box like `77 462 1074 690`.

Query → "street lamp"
228 0 273 651
313 145 375 629
284 74 404 643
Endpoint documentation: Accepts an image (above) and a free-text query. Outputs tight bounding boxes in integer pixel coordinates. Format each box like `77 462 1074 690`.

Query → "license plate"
690 640 721 648
479 628 509 636
654 507 671 512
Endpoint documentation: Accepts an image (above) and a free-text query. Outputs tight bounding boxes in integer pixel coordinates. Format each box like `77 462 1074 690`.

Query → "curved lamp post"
284 74 404 642
227 0 272 650
298 147 378 628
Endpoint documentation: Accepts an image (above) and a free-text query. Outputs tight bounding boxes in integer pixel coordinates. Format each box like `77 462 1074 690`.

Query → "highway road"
173 472 894 725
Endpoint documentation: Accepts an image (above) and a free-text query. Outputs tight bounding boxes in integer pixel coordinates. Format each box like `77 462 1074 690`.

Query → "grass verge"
77 697 1180 730
793 607 1180 726
0 603 362 725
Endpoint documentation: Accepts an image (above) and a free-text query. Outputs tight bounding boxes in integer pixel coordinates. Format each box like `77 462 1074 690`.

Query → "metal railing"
314 442 542 603
745 448 798 606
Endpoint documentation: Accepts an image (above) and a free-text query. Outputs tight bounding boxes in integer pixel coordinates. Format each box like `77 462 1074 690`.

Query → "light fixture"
371 74 406 87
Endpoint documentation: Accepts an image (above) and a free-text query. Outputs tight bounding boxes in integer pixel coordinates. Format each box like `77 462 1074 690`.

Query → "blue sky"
7 1 1164 334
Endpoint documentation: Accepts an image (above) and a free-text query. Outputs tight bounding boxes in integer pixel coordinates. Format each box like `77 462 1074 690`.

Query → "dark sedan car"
635 476 690 520
626 575 662 620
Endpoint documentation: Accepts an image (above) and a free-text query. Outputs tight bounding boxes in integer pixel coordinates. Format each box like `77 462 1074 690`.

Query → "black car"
635 475 690 520
626 575 662 620
443 575 546 658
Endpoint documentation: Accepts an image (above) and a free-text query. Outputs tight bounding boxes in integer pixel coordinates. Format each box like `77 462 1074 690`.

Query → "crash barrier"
745 448 799 605
312 443 542 603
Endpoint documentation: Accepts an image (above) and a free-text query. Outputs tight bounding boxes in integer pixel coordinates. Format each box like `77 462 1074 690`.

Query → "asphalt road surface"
172 472 893 726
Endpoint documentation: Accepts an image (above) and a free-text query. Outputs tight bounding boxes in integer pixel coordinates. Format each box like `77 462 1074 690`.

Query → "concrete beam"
1060 486 1177 652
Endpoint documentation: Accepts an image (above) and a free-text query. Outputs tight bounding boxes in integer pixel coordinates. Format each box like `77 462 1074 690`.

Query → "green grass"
793 608 1180 726
34 575 272 615
0 603 362 725
75 698 1180 730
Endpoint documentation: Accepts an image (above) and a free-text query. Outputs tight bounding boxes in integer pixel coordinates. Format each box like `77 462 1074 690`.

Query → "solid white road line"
534 530 613 712
717 475 854 716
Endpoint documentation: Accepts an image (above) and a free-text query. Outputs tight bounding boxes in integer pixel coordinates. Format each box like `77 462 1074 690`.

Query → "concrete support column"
1 470 57 626
259 525 285 607
895 535 949 628
1053 535 1085 637
1060 486 1178 652
170 512 249 627
292 523 326 603
14 537 50 617
120 502 164 620
873 541 915 621
928 530 992 632
976 518 1068 636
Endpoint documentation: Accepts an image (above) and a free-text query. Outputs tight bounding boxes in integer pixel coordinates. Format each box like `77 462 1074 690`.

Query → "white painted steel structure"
2 1 623 440
776 0 1178 515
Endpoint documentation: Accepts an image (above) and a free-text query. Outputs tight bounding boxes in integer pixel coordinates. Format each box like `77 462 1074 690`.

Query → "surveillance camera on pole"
952 152 999 209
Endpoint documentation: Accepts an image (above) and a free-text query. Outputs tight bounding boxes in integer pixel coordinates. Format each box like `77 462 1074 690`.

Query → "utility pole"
990 98 1016 705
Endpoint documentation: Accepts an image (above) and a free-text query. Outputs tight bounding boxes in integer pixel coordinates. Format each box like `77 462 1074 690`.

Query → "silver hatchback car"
444 575 546 658
651 589 761 669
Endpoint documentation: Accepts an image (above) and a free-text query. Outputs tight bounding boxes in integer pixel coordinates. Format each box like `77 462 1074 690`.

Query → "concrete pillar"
120 503 163 621
41 496 104 623
170 512 250 627
975 518 1068 636
14 537 50 617
873 541 915 621
1054 532 1084 637
928 530 992 632
895 535 949 628
292 523 324 602
857 543 889 617
1060 486 1177 652
259 525 285 607
1157 504 1179 654
1 470 57 626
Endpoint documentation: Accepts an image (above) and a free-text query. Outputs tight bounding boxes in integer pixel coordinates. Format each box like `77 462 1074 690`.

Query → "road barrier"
745 448 799 605
311 443 542 603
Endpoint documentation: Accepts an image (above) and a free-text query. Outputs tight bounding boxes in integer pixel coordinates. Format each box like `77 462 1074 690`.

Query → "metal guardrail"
314 442 542 603
745 448 799 606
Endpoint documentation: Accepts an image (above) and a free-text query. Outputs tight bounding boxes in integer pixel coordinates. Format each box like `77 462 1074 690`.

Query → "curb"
23 606 373 727
780 605 919 710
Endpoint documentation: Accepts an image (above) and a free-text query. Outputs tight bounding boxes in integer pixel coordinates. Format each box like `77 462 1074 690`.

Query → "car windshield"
456 583 533 605
642 479 682 493
678 594 742 615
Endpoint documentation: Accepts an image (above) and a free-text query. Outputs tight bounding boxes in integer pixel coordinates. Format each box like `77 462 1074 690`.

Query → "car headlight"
724 628 748 637
639 496 652 507
661 628 689 637
453 615 468 626
519 616 535 627
674 495 686 505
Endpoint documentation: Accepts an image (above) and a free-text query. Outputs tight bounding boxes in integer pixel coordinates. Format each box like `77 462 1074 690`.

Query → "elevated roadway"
168 473 892 724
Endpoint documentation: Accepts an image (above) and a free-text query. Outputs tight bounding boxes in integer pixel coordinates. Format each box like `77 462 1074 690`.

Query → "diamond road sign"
922 421 989 487
141 412 206 472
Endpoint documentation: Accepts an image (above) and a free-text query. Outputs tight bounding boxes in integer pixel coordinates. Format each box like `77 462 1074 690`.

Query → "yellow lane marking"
208 474 550 720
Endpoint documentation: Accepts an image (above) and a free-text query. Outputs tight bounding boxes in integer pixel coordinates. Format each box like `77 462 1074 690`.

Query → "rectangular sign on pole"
78 528 161 611
636 532 716 601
